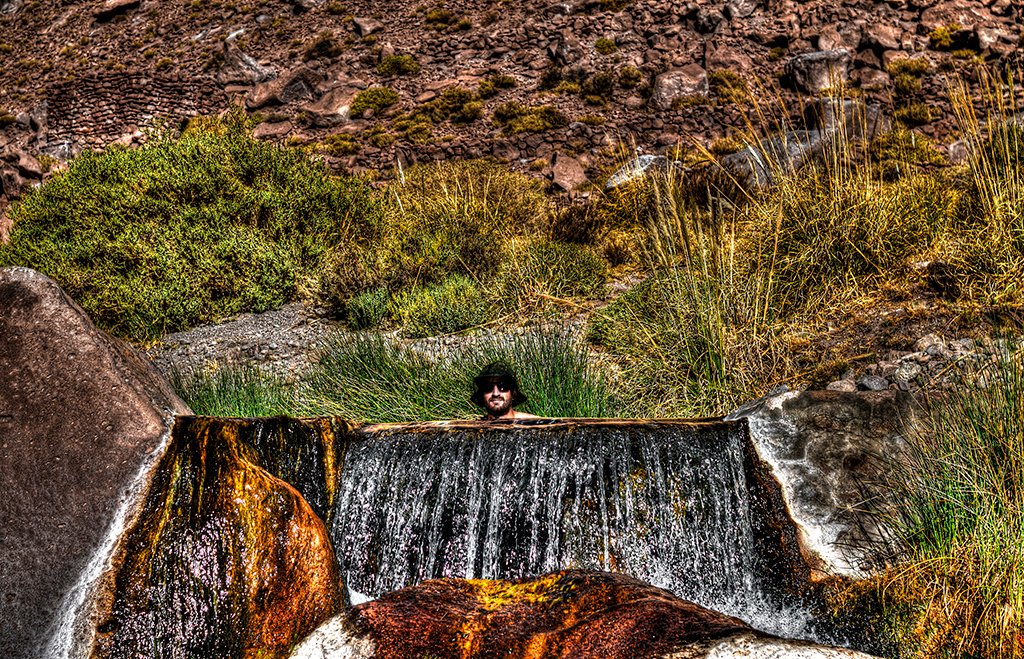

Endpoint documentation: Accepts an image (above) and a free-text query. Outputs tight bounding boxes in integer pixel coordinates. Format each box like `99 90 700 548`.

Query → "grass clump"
478 74 516 99
343 286 389 330
709 69 750 104
303 329 616 422
594 38 617 55
617 66 644 89
492 102 569 135
863 347 1024 658
350 86 399 116
390 274 491 338
893 103 934 127
499 240 607 305
0 113 378 341
374 159 550 288
321 132 360 156
376 54 421 77
170 363 300 417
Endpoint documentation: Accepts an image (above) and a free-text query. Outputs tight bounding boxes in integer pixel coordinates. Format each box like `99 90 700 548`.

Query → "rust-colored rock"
95 418 344 658
358 570 747 658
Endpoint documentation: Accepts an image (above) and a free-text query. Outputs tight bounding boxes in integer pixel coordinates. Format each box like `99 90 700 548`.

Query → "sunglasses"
482 381 512 392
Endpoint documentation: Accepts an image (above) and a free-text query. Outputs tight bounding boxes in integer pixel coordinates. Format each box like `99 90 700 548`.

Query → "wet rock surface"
0 267 189 658
96 417 345 657
293 570 878 658
729 389 917 578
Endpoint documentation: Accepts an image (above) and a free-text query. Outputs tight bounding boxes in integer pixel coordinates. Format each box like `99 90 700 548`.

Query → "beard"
485 395 512 416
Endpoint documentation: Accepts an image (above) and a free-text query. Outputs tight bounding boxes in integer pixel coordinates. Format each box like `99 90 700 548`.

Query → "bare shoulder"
511 411 541 419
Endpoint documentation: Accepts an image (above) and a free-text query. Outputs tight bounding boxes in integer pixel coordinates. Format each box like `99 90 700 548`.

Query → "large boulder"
0 267 190 658
94 418 345 657
728 389 916 578
291 570 878 658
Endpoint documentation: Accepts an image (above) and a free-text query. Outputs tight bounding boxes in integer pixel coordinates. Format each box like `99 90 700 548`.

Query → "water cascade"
331 418 809 637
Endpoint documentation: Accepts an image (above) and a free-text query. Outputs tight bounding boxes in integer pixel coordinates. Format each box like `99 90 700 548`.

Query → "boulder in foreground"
292 570 878 658
0 266 189 658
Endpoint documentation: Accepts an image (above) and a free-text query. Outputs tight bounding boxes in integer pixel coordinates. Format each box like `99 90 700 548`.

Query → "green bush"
350 87 399 116
594 38 617 55
867 347 1024 657
376 54 421 77
0 114 379 340
302 329 616 422
708 69 750 104
391 274 490 337
617 66 644 89
304 31 343 61
893 103 934 127
170 363 300 417
492 102 568 135
344 286 390 330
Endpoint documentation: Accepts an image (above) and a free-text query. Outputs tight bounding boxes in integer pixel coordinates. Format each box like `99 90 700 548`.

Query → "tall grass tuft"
170 363 301 417
302 329 616 422
869 346 1024 658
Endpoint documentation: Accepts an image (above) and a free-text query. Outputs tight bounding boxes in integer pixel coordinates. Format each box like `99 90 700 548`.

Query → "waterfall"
330 419 811 638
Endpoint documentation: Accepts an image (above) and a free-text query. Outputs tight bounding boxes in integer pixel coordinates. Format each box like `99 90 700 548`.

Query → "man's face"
482 380 514 417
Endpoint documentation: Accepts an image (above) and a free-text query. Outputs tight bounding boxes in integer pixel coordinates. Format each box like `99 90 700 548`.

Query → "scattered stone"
92 0 139 21
15 151 42 179
784 50 853 94
826 379 858 393
651 64 708 110
301 86 359 127
719 130 822 189
352 17 383 37
856 374 890 391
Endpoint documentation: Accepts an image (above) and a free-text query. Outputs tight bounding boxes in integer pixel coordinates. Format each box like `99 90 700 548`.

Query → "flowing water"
330 419 811 638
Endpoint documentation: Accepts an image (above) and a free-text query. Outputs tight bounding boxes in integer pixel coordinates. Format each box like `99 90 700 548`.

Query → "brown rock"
0 207 11 244
216 40 276 86
301 86 359 126
95 417 345 658
253 120 294 140
92 0 139 21
352 16 383 37
862 23 901 51
246 67 324 110
0 165 23 200
784 50 852 94
550 152 587 191
0 268 189 658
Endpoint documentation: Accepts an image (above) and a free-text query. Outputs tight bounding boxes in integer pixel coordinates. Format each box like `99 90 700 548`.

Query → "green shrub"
581 71 616 103
866 347 1024 657
376 54 421 77
491 102 569 135
350 86 399 116
0 114 379 341
0 113 16 128
886 58 930 77
594 38 617 55
302 328 616 422
929 23 963 50
617 66 644 89
344 286 390 330
893 103 934 127
424 8 456 28
170 363 300 417
477 74 516 99
391 274 491 337
322 132 360 156
893 72 922 97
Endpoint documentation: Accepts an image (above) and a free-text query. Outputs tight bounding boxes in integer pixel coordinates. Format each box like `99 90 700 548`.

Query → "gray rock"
246 66 324 109
803 97 890 144
718 130 823 189
604 154 670 189
856 374 889 391
216 40 276 86
0 0 20 14
894 361 922 383
92 0 140 21
651 64 708 110
0 267 189 658
826 379 858 392
784 50 852 94
728 389 916 577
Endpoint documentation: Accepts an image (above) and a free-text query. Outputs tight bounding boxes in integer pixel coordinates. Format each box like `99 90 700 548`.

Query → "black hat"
471 361 527 408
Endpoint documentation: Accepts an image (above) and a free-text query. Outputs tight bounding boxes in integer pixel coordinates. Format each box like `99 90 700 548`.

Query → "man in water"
471 362 539 420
